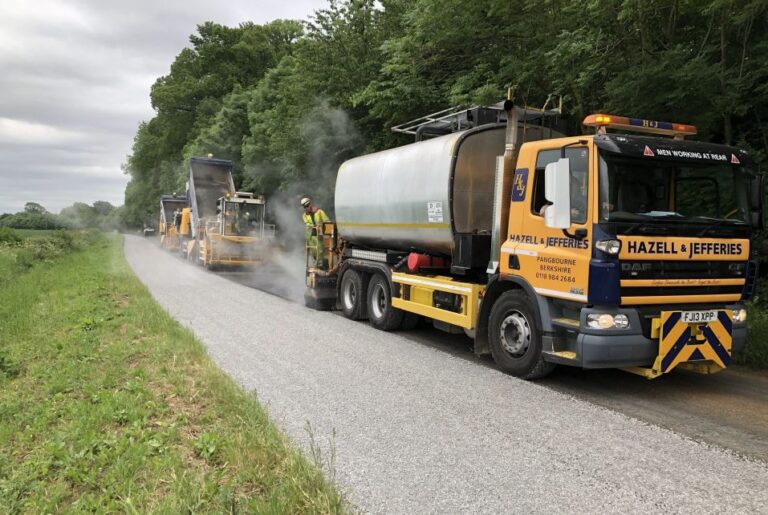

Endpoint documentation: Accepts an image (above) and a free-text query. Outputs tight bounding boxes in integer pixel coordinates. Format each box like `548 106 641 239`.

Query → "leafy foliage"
0 209 66 230
1 202 121 231
0 228 22 245
123 0 768 226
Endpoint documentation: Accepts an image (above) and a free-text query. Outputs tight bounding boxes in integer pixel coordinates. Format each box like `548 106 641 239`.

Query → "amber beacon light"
583 113 697 138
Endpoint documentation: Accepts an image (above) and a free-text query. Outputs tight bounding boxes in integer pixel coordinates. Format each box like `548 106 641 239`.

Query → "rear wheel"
367 274 404 331
178 238 188 258
488 290 555 379
340 269 367 320
188 241 200 264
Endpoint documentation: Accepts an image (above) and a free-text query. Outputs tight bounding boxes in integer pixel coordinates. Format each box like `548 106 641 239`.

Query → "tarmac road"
220 250 768 463
125 236 768 513
394 329 768 463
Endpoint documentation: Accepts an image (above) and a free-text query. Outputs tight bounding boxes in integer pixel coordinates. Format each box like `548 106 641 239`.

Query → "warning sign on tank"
427 201 443 223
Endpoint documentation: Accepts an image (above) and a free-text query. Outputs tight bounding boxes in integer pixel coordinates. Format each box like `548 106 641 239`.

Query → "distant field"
0 233 343 512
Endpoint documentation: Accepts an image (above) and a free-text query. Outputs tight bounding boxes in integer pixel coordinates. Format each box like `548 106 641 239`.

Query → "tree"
92 201 115 217
24 202 47 214
122 0 768 230
0 204 65 230
59 203 97 228
124 20 304 227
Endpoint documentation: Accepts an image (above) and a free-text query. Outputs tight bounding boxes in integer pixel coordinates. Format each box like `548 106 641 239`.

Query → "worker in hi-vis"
301 196 329 265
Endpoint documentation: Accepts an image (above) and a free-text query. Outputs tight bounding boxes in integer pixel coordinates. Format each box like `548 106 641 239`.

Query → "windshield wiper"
695 216 746 236
610 213 741 236
626 224 674 235
610 216 672 235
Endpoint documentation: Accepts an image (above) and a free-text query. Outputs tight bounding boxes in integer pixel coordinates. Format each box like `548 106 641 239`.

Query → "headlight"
733 308 747 323
586 313 630 329
595 239 622 255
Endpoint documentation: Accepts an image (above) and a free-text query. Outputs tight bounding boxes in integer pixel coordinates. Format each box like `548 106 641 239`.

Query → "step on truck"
158 194 187 251
305 100 764 379
179 156 274 268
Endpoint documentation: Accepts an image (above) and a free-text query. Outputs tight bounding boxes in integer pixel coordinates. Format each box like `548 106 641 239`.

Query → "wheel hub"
343 279 357 308
499 312 530 356
371 284 386 319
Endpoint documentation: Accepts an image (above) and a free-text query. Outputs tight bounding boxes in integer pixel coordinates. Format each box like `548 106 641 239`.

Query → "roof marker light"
583 113 697 138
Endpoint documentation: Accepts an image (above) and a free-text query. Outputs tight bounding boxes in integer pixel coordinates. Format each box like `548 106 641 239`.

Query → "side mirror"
544 158 571 229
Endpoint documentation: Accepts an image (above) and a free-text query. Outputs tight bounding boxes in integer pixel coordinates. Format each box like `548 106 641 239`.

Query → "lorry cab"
497 115 762 378
211 193 268 237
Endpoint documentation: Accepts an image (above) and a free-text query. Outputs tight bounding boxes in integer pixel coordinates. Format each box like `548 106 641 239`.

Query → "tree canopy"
0 202 120 230
122 0 768 226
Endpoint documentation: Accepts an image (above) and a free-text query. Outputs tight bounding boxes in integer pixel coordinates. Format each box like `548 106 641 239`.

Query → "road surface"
221 251 768 463
125 236 768 513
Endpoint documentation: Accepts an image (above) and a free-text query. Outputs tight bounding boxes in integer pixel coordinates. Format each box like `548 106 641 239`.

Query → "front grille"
620 260 747 301
620 260 746 280
621 285 743 297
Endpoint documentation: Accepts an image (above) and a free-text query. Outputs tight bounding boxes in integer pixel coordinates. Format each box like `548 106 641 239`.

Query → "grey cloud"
0 0 327 214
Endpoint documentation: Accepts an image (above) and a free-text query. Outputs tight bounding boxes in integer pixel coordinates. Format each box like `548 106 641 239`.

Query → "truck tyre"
367 274 404 331
178 238 187 258
488 290 555 379
340 269 367 320
400 312 420 330
189 241 200 264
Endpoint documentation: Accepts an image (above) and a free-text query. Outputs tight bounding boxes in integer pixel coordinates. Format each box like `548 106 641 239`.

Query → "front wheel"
366 274 404 331
488 290 555 379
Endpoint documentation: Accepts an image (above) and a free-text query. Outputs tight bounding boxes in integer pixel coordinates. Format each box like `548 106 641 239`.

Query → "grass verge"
0 233 343 512
739 309 768 369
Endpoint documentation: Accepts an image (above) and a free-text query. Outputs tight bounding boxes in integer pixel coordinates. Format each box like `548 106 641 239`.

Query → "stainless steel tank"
335 124 559 255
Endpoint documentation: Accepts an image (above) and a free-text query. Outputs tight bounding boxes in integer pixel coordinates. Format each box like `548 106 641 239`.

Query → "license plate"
681 310 718 324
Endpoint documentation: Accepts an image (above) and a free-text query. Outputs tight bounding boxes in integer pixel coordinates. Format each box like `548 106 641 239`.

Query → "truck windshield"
223 201 263 235
598 154 753 227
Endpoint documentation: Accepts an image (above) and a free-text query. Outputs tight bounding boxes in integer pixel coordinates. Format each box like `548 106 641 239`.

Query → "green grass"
739 309 768 369
0 234 343 512
0 229 86 286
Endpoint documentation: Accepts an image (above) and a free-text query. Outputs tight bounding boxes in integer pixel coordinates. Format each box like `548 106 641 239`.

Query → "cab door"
504 141 593 303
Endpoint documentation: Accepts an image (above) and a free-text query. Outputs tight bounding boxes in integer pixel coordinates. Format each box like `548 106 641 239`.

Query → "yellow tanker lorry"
306 101 764 379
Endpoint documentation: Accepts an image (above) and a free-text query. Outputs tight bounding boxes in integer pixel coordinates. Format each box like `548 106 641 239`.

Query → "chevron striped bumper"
653 310 733 374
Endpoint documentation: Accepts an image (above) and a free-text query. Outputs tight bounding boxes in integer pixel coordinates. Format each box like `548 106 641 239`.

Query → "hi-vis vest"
302 208 329 229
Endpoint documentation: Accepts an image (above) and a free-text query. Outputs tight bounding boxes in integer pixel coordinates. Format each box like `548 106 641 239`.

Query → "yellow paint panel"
391 273 482 329
709 320 732 349
392 298 474 328
620 278 745 287
622 294 741 305
408 286 432 305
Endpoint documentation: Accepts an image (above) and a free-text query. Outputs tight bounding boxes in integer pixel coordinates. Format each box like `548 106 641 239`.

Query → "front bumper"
560 306 746 369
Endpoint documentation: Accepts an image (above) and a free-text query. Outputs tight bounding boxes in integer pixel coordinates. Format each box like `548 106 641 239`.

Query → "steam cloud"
238 100 364 303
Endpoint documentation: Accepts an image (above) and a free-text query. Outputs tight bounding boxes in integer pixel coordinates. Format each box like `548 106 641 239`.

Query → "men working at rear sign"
301 197 329 265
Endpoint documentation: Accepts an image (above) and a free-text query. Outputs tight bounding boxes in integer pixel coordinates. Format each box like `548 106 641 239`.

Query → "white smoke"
238 99 364 303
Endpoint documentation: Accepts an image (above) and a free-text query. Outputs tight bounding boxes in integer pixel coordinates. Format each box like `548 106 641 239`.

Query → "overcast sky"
0 0 327 215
